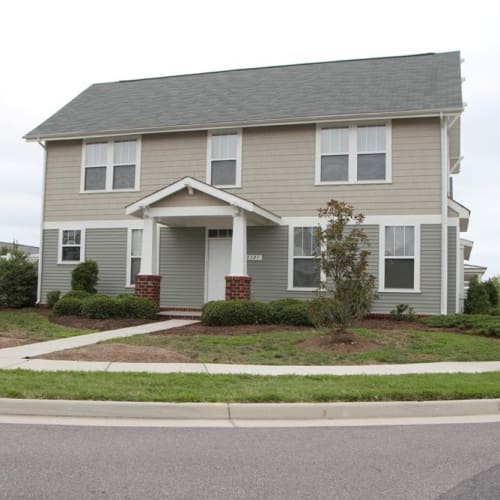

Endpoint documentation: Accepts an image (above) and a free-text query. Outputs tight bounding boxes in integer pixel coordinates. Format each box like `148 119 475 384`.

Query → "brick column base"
135 274 162 310
225 275 252 301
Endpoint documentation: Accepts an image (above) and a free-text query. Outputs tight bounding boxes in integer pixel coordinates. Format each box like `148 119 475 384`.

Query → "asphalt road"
1 422 499 499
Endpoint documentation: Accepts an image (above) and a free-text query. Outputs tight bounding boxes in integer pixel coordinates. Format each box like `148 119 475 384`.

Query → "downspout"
36 139 47 304
440 114 449 315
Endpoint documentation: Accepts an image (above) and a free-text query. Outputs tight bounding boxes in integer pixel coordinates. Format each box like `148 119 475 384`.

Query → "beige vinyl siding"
43 118 442 221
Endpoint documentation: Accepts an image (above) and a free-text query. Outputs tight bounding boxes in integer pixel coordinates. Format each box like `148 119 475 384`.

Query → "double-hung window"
292 227 320 288
316 123 390 184
383 225 416 290
82 138 140 192
128 229 143 286
59 229 84 263
207 131 241 187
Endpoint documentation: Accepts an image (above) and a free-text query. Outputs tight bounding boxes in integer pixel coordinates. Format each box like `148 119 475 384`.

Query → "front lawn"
0 310 94 345
1 370 500 402
96 326 500 365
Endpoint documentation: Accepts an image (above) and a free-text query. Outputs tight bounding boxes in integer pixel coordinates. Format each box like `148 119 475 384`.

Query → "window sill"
125 284 135 289
378 288 421 294
57 261 82 265
315 180 391 186
287 287 322 292
80 188 140 194
212 184 241 189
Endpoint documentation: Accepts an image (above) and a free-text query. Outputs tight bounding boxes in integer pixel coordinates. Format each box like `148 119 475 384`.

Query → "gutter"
36 140 47 304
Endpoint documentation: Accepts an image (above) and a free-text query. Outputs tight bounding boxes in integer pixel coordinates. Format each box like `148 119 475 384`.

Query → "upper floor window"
316 123 391 185
207 131 241 188
82 138 140 192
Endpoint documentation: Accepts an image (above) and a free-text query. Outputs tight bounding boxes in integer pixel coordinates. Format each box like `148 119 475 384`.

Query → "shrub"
484 279 499 308
268 299 313 326
390 304 416 321
81 295 123 319
421 314 500 338
117 295 157 319
202 300 270 326
46 290 61 309
62 290 93 300
464 276 491 314
53 297 84 316
0 250 37 308
71 260 99 294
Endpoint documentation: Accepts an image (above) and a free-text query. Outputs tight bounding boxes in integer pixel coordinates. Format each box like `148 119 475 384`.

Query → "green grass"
0 310 94 341
1 370 500 402
107 327 500 365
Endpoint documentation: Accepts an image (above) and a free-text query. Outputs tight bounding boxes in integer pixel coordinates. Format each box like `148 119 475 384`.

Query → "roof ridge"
111 52 447 85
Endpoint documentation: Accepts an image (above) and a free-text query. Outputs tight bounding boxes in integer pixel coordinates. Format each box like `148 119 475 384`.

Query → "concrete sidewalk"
0 319 198 360
2 358 500 375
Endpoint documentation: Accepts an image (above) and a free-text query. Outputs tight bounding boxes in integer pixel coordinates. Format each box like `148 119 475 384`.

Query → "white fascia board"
44 220 144 230
25 108 464 142
281 215 442 226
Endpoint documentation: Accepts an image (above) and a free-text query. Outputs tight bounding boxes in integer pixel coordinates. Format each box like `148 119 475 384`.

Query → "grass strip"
1 370 500 403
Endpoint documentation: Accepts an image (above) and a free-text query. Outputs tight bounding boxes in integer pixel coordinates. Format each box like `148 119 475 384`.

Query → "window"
128 229 143 286
207 131 241 187
82 138 140 192
292 227 320 288
384 226 415 289
208 229 233 238
59 229 84 263
316 123 390 184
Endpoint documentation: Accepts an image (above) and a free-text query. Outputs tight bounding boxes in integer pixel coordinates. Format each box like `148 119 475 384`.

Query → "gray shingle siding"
448 226 458 314
26 52 462 139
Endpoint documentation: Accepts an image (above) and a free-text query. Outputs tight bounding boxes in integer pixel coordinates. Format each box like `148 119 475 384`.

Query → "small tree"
464 276 491 314
309 200 376 333
0 248 37 307
484 279 499 308
71 260 99 293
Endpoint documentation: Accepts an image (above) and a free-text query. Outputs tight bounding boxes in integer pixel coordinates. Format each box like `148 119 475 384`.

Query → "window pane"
358 126 386 152
321 128 349 154
385 226 395 256
404 227 415 256
212 134 238 159
386 226 414 257
85 166 106 190
113 165 136 189
131 229 143 257
357 153 386 180
85 143 107 166
293 258 320 288
63 230 80 245
131 257 141 284
294 227 317 257
321 155 348 182
211 160 236 185
62 246 80 262
294 227 303 256
385 258 414 289
114 141 136 165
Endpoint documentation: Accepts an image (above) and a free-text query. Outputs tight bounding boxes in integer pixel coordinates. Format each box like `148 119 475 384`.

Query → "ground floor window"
384 225 416 290
292 226 320 288
59 229 83 263
128 229 143 285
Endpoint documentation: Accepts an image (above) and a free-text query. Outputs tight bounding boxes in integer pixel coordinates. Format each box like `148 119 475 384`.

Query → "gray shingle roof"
25 52 462 140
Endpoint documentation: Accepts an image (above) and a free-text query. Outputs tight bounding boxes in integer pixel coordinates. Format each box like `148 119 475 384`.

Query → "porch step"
158 310 202 320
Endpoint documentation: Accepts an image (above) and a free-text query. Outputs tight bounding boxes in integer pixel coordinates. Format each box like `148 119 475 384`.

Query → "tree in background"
309 200 376 334
0 246 37 307
464 276 495 314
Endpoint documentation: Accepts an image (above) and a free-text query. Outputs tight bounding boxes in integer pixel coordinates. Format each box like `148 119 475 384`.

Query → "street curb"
1 398 499 421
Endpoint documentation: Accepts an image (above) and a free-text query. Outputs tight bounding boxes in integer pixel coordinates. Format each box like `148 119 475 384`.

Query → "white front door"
207 237 232 301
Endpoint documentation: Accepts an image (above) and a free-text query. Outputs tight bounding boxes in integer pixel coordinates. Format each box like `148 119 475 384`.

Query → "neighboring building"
25 52 472 314
458 238 487 312
0 241 39 262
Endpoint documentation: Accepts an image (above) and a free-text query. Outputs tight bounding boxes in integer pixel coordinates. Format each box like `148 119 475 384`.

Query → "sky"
0 0 499 277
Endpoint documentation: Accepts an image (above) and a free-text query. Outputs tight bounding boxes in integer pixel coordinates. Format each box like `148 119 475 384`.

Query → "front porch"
125 177 281 308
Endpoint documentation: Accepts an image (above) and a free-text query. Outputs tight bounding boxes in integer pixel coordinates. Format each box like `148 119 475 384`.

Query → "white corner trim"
206 129 242 188
57 228 86 265
378 223 421 294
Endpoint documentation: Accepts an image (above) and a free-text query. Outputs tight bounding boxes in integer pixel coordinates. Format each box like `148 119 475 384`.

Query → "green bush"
421 314 500 338
465 276 495 314
0 251 37 308
71 260 99 294
53 297 84 316
46 290 61 309
81 295 123 319
268 299 313 326
117 295 157 319
390 304 416 321
202 300 270 326
484 279 499 308
62 290 93 300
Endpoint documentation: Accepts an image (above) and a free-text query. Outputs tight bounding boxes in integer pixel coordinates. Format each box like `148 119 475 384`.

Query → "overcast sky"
1 0 498 277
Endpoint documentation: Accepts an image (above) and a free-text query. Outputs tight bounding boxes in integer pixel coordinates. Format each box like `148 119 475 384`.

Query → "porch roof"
125 177 282 226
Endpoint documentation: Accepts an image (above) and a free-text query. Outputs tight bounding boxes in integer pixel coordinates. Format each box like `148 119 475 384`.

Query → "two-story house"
25 51 471 315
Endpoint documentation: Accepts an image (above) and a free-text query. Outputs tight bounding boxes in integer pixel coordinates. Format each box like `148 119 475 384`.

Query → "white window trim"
206 129 242 188
58 228 85 265
379 223 421 293
80 137 142 194
126 227 142 287
287 224 324 291
315 122 392 185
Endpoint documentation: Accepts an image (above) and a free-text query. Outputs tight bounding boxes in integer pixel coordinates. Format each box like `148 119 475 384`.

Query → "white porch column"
229 210 247 276
140 216 158 275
